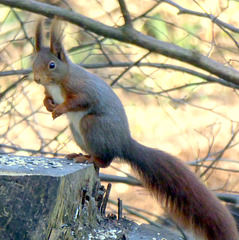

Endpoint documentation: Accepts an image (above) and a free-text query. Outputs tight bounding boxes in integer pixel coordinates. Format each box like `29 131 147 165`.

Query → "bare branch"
118 0 133 27
217 193 239 204
0 76 28 100
161 0 239 33
100 173 142 186
1 0 239 85
200 124 239 177
0 69 32 77
0 144 64 156
110 52 151 86
12 9 34 48
1 62 238 89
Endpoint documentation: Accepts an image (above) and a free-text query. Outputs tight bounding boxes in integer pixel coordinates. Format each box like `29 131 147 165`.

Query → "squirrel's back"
69 62 129 121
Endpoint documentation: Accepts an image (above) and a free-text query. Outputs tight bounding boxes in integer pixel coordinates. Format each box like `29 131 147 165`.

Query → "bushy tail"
123 139 238 240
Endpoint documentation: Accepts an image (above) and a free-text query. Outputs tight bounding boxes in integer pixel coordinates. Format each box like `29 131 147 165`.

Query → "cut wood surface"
0 155 98 240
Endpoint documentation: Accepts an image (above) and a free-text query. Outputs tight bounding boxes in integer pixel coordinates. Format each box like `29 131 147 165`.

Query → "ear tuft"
50 18 66 61
35 20 43 52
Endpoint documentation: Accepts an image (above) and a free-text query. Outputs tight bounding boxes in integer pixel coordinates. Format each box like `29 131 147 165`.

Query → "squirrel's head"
33 19 69 86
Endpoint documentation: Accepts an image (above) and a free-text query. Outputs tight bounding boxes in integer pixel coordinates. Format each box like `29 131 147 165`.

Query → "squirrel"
32 19 239 240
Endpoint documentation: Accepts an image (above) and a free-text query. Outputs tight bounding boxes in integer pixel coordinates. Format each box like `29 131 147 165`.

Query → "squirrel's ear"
50 19 67 61
35 20 43 52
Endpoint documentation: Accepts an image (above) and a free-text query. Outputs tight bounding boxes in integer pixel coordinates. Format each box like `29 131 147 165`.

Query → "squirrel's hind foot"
66 153 91 164
66 153 110 168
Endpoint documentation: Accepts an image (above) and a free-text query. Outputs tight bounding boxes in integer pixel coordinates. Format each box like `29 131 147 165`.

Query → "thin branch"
0 69 32 77
109 198 170 229
12 9 34 48
191 164 239 173
200 124 239 177
217 193 239 204
118 82 210 96
133 2 161 21
0 144 64 156
189 157 239 166
1 0 239 85
216 23 239 50
110 52 151 86
118 0 133 27
108 199 188 239
0 75 28 100
99 173 142 186
161 0 239 33
2 62 238 89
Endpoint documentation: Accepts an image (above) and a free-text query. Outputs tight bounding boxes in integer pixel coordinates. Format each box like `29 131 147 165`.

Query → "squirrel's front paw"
52 105 67 119
44 98 58 112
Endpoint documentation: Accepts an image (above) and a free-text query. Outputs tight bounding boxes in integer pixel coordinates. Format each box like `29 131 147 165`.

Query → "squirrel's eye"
48 61 56 70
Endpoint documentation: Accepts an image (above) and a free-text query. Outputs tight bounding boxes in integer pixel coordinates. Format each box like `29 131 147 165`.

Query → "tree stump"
0 154 99 240
0 155 184 240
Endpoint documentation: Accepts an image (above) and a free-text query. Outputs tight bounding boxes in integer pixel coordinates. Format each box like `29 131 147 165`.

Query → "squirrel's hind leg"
66 153 110 168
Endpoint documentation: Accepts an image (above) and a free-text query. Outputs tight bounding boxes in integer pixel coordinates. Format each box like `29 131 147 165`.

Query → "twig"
118 0 133 28
200 124 239 177
12 9 34 48
1 0 239 85
133 2 161 21
101 183 112 217
0 75 28 100
0 144 64 155
189 157 239 166
0 69 32 77
2 62 238 89
97 186 106 211
117 198 123 220
110 52 151 86
161 0 239 33
191 164 239 173
108 199 187 238
99 173 142 186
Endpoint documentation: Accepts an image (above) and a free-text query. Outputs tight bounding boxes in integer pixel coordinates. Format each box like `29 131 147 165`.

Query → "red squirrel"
32 19 239 240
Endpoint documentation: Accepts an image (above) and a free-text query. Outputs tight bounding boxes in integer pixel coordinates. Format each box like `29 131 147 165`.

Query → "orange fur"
125 139 238 239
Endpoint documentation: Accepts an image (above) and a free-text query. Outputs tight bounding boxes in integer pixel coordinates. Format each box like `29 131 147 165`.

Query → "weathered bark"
0 155 98 240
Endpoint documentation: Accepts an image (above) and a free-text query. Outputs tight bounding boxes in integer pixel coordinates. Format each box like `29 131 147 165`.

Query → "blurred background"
1 0 239 227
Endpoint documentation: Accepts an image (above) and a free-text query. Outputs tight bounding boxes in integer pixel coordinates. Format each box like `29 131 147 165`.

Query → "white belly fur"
46 84 88 150
46 84 64 104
